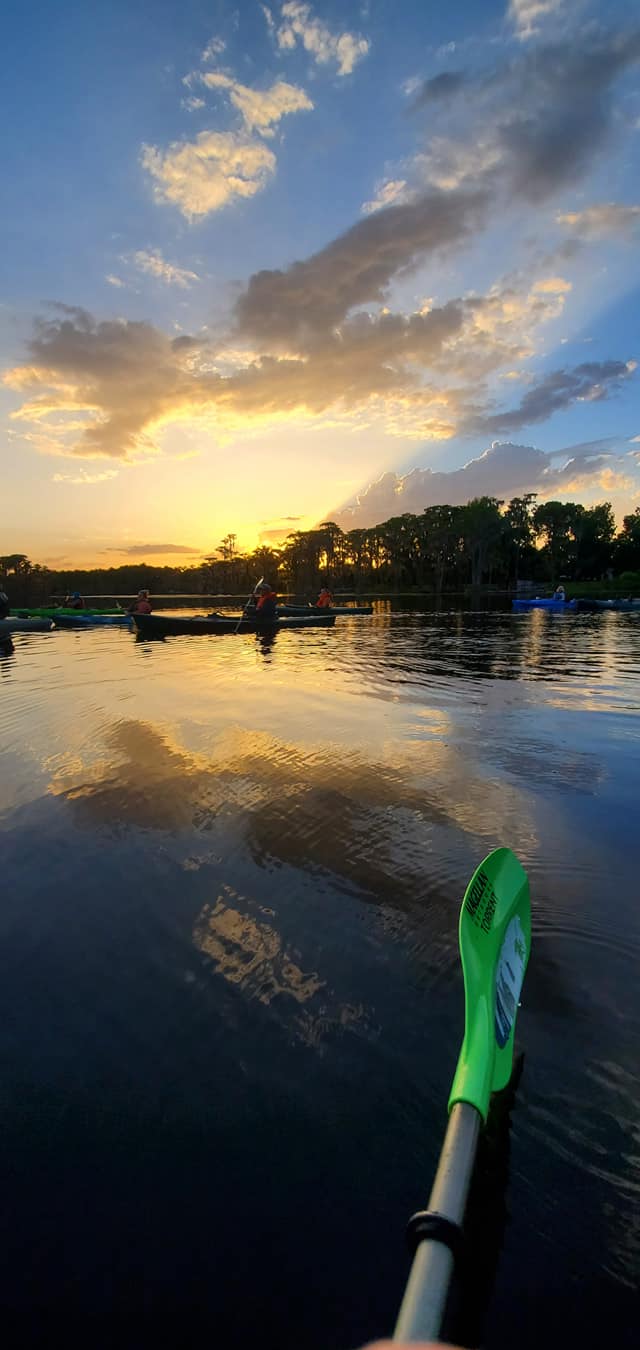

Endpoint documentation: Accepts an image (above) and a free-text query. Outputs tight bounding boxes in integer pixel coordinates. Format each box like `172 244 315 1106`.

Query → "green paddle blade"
448 847 531 1123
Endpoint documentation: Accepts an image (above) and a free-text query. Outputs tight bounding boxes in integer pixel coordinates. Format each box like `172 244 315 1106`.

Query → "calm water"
1 603 639 1348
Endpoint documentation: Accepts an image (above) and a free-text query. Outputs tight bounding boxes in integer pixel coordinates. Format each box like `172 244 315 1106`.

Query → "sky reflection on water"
0 605 638 1347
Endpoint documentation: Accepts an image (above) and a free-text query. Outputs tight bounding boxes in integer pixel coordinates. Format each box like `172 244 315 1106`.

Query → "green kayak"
12 606 124 618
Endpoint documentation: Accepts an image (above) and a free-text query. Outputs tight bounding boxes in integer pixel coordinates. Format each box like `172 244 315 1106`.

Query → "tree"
614 507 640 573
573 503 615 578
0 554 32 577
504 494 537 583
249 545 281 581
421 505 464 592
461 497 505 588
532 501 580 580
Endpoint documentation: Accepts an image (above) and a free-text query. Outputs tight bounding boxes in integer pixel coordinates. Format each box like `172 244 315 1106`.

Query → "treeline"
4 498 640 602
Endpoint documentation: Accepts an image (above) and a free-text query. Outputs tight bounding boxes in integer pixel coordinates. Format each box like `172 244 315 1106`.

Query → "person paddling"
316 586 333 608
255 582 277 619
553 584 566 601
65 591 85 610
127 589 152 615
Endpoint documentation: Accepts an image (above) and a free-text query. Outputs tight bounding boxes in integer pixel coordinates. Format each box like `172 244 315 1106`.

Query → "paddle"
393 846 531 1343
235 577 263 634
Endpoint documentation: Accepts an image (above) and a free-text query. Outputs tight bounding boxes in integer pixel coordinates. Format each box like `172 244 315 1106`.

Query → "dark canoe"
575 598 640 613
133 612 337 637
277 604 373 616
0 617 53 635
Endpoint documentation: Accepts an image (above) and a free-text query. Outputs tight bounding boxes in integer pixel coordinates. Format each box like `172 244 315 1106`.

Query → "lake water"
1 602 639 1348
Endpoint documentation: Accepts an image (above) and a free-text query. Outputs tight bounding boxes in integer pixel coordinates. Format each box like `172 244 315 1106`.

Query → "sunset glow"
2 0 639 568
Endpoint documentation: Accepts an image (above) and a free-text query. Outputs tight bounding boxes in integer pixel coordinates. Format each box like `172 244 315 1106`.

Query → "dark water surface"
1 603 639 1347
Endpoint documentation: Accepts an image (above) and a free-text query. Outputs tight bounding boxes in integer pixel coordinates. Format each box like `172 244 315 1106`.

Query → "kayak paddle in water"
394 846 531 1343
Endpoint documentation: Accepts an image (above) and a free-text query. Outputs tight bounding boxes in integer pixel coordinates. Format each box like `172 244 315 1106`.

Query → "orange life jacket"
256 589 277 610
317 591 333 608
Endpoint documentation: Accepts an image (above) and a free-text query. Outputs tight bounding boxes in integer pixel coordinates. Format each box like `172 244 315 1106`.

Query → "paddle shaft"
235 577 263 633
394 1101 481 1343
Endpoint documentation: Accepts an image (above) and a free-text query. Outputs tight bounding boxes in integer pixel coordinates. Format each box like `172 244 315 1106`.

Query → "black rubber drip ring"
406 1210 464 1262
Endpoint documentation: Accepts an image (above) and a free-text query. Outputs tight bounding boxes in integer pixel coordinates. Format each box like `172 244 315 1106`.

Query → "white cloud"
201 72 313 135
141 132 276 219
132 249 199 288
181 95 206 112
532 276 572 294
274 2 370 77
53 469 120 485
105 274 125 288
336 437 637 529
261 5 275 31
508 0 566 41
361 179 410 215
556 203 640 238
201 35 226 63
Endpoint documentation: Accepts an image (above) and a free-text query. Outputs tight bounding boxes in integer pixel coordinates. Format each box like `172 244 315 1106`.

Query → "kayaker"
553 584 566 601
65 591 85 609
255 582 277 619
316 586 333 608
0 590 9 620
127 589 152 615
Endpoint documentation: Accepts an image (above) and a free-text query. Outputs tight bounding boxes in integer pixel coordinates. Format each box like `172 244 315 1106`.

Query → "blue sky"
1 0 639 565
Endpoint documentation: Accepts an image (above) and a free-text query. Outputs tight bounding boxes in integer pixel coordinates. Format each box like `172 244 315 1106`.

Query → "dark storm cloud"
465 360 636 436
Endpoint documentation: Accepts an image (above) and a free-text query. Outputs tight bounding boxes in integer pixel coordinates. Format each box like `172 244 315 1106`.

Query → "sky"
1 0 639 568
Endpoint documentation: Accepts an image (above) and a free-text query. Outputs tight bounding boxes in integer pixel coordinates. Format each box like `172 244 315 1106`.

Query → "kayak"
133 612 337 637
52 613 133 628
0 617 53 635
12 606 124 618
575 598 640 613
512 598 577 611
277 604 373 616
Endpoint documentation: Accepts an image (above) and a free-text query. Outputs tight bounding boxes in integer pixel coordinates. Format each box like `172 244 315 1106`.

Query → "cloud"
181 95 206 112
200 72 313 135
1 264 599 464
234 185 489 343
132 249 199 287
405 29 640 203
103 543 201 556
556 202 640 238
201 35 226 62
361 178 409 215
532 276 572 293
105 274 125 288
464 360 637 437
411 70 467 108
141 131 276 219
335 436 637 529
273 2 370 76
508 1 567 42
53 469 120 485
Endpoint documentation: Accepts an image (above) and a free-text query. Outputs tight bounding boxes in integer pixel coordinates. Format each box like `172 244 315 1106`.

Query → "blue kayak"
53 613 133 628
512 598 577 611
